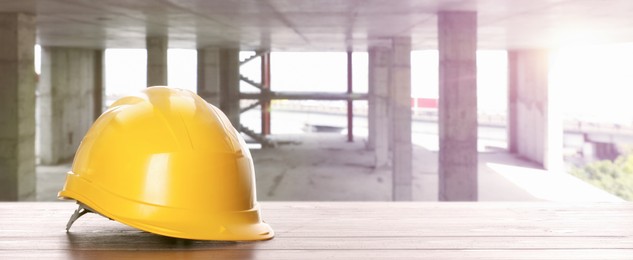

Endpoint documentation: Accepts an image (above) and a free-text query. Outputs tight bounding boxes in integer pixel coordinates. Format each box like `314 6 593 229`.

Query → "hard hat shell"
58 87 273 241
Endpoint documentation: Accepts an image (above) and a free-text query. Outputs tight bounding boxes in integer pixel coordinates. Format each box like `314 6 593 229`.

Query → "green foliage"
571 153 633 201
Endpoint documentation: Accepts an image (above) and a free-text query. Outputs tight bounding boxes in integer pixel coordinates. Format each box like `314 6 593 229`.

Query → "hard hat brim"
59 172 274 241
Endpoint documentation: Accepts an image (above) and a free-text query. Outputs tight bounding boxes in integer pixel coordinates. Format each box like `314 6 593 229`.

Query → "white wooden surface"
1 202 632 259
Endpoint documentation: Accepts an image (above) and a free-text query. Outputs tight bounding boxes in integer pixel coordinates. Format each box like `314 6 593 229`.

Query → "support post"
93 49 104 121
0 13 36 200
219 49 241 127
438 11 478 201
261 52 271 135
368 47 391 167
146 36 168 87
197 48 221 107
347 51 354 142
507 50 561 170
39 47 97 165
508 51 518 154
390 37 412 201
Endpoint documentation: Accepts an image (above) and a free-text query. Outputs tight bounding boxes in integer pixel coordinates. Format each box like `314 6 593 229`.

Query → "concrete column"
438 11 478 201
368 50 378 149
261 52 272 135
219 49 241 127
93 49 104 121
390 38 412 201
146 36 168 86
39 47 96 165
197 47 221 107
507 50 562 170
508 51 519 154
368 47 392 168
0 13 36 201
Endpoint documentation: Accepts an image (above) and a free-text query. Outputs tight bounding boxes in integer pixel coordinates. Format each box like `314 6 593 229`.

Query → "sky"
33 44 633 125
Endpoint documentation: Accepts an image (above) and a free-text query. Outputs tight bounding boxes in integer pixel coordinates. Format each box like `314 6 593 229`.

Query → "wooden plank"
2 202 632 237
1 202 632 259
1 234 632 250
2 249 633 260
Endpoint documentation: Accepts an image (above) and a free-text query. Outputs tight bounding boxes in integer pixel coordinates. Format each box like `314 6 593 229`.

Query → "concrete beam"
368 47 391 168
508 50 562 170
0 13 36 201
146 36 167 86
197 48 221 107
438 11 478 201
390 38 412 201
39 47 97 165
240 92 368 101
219 49 241 127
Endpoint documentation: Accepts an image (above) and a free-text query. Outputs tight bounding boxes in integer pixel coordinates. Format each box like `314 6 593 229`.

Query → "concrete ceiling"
2 0 633 51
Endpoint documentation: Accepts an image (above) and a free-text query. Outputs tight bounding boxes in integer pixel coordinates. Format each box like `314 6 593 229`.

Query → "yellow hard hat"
58 86 273 241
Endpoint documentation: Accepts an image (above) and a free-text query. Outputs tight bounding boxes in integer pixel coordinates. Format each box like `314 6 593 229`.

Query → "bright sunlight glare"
88 45 633 126
550 43 633 124
105 49 197 100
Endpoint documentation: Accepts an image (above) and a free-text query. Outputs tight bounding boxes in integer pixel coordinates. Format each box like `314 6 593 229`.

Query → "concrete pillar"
390 38 412 201
219 49 241 127
368 47 391 168
508 52 519 155
261 52 272 135
39 47 97 165
346 51 354 142
438 11 478 201
508 50 562 170
197 47 221 107
0 13 36 201
93 49 104 120
146 36 168 86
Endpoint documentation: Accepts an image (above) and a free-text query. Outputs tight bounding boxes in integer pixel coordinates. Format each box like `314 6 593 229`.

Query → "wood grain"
1 202 632 259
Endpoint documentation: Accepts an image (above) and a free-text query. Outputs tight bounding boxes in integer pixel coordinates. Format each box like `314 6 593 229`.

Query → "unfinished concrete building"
1 0 630 203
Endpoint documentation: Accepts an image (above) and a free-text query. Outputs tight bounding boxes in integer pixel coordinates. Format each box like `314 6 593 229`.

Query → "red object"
411 98 438 108
416 98 438 109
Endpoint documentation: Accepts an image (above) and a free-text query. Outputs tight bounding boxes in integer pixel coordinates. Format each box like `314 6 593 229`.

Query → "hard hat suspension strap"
65 203 90 232
65 202 111 232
